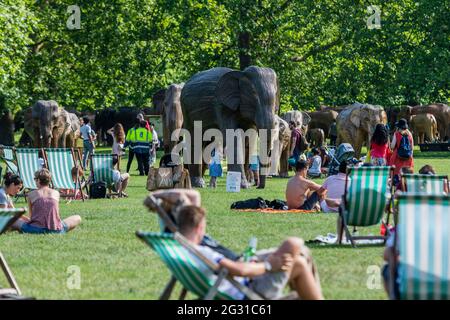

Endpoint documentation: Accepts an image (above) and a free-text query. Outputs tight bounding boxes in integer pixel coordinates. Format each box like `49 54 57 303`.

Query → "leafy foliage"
0 0 448 114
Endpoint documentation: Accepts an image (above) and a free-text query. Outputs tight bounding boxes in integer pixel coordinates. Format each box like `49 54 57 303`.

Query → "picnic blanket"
232 208 316 214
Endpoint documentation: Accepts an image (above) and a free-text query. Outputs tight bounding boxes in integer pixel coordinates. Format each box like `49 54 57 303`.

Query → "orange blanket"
232 209 317 214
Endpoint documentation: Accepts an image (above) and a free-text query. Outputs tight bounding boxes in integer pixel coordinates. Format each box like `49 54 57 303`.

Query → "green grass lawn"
1 147 449 299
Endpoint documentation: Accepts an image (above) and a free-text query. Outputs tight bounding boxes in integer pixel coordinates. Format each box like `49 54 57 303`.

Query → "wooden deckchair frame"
43 148 89 202
338 166 395 247
141 194 299 300
0 208 25 299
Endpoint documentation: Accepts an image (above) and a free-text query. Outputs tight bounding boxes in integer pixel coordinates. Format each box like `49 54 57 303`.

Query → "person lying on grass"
11 169 81 234
176 205 324 300
285 159 339 210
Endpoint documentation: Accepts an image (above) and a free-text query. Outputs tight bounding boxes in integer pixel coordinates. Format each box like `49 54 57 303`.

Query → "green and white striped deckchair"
44 148 87 201
402 174 449 195
338 166 394 247
396 194 450 300
0 145 18 175
90 154 114 185
136 231 264 300
15 148 42 191
0 208 26 298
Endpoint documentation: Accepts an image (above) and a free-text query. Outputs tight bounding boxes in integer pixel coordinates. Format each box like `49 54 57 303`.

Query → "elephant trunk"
257 129 273 189
40 126 52 148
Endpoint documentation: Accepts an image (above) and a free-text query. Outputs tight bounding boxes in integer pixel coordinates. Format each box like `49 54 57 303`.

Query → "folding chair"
390 194 450 300
90 154 119 197
44 148 88 201
338 166 394 247
0 208 26 299
140 195 300 300
0 145 18 175
15 148 42 194
402 174 449 194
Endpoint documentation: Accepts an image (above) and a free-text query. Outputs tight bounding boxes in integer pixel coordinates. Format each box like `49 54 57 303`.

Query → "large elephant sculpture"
268 115 291 177
410 113 439 144
307 110 338 138
162 83 184 153
307 128 325 148
23 100 80 148
181 66 278 188
336 103 387 158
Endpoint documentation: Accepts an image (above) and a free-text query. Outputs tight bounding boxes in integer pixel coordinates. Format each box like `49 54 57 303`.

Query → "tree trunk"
238 32 251 70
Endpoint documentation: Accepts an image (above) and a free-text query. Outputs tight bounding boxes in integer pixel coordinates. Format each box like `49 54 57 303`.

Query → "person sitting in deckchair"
111 157 129 197
176 205 324 300
60 166 87 200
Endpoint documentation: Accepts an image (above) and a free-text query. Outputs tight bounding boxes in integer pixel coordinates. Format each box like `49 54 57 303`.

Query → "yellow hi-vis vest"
133 127 152 154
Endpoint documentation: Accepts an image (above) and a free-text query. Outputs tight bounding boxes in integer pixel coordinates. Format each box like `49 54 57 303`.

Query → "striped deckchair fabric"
397 194 450 300
15 148 42 190
338 166 393 246
136 231 247 300
0 145 18 174
45 148 76 189
403 174 449 195
44 148 87 200
90 154 114 185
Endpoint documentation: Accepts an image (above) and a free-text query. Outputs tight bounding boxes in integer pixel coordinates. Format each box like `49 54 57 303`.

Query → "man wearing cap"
389 118 414 177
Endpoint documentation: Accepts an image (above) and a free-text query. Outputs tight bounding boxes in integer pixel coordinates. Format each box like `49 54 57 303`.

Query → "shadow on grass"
413 152 450 159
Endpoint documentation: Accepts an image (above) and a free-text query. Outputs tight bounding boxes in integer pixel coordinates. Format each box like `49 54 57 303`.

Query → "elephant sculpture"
162 83 184 153
400 104 450 141
410 113 439 144
307 128 325 148
307 109 338 138
268 115 291 177
181 66 278 188
336 102 387 158
23 100 80 148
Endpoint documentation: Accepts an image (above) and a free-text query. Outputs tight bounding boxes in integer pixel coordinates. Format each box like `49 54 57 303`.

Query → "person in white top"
150 189 323 300
308 148 322 178
107 123 125 170
149 123 159 167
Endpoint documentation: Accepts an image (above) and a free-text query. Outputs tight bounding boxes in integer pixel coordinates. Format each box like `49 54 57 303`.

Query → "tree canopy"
0 0 448 114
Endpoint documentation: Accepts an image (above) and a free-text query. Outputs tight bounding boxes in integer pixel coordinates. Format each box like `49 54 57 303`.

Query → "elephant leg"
353 132 364 159
279 147 289 178
187 130 205 188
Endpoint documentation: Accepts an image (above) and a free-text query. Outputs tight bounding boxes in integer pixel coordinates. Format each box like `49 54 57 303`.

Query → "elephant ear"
350 107 361 127
216 71 243 111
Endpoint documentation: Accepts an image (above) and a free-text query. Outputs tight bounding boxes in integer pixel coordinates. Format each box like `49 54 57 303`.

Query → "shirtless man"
286 159 327 210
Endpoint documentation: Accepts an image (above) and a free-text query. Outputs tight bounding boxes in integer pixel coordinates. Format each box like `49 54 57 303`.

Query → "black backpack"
89 181 107 199
230 197 268 210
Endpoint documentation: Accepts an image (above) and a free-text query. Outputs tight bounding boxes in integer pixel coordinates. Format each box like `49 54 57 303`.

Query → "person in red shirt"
389 119 414 176
369 124 390 166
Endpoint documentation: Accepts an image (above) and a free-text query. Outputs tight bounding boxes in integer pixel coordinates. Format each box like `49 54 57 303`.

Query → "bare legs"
270 237 323 300
63 215 82 231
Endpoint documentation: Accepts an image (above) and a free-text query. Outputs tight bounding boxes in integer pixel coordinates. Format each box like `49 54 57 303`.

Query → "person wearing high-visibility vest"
133 120 153 176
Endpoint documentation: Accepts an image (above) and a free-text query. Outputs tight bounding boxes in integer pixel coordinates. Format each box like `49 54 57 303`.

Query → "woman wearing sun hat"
389 118 414 178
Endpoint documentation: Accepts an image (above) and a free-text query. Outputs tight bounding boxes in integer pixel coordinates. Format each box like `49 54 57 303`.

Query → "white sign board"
226 171 241 193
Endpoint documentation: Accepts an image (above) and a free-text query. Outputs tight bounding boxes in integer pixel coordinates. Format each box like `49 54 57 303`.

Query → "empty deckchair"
391 194 450 300
90 154 119 197
0 208 26 299
402 174 449 194
15 148 42 192
338 166 394 247
0 145 18 175
44 148 88 201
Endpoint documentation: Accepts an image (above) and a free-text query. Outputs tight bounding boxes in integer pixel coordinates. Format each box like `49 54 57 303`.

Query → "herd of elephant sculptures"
1 66 449 189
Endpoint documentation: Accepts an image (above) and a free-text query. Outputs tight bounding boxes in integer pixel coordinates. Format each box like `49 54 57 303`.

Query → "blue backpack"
397 134 412 159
